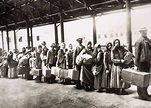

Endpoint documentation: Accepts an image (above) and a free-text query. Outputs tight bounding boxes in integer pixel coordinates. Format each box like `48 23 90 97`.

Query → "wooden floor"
0 77 151 108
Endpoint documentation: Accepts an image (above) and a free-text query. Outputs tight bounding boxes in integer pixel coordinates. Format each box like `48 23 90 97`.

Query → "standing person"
102 42 112 92
66 44 74 69
41 41 49 65
73 38 85 89
110 39 130 95
46 43 57 83
41 41 49 78
35 45 43 83
135 27 151 101
92 44 104 92
81 41 94 91
7 51 18 78
18 47 30 79
56 42 67 69
56 42 68 83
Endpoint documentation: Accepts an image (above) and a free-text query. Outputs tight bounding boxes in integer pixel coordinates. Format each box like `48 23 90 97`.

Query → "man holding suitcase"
135 27 151 101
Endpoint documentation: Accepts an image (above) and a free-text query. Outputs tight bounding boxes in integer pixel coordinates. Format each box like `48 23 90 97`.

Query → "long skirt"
93 65 103 90
101 69 111 89
81 64 94 87
110 65 130 89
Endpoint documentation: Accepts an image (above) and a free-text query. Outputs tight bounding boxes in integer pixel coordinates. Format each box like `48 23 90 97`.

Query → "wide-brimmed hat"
76 38 83 43
50 43 56 47
41 41 46 45
139 27 147 32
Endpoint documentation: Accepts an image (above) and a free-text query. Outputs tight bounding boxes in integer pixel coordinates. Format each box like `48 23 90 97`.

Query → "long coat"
56 49 67 69
110 46 130 89
46 49 57 65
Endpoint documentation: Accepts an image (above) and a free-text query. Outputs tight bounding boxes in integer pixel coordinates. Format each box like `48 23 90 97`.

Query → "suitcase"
30 69 42 76
45 69 51 78
121 69 151 87
68 69 79 80
59 69 68 78
60 69 79 80
51 67 61 76
8 67 18 78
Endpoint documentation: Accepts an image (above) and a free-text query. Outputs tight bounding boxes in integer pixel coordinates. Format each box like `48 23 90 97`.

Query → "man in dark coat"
135 27 151 101
46 43 57 83
73 38 85 89
35 45 42 82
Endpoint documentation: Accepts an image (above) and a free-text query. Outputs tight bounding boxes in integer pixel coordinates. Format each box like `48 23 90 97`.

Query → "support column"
126 0 132 52
30 27 33 49
54 23 58 44
60 12 65 42
6 26 10 51
13 29 17 51
26 21 30 47
1 31 4 51
92 15 97 46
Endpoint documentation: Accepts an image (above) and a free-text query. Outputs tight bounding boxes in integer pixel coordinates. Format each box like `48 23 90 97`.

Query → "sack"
123 51 134 67
76 55 83 65
19 56 29 66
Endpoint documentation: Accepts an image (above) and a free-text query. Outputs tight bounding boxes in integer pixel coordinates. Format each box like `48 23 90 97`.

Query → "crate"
121 69 151 87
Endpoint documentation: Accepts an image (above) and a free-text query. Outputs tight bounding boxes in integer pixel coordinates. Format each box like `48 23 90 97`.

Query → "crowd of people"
0 27 151 100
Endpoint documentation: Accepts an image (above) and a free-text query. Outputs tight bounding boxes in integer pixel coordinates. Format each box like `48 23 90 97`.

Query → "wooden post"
6 26 10 51
92 15 97 46
1 31 4 51
126 0 132 52
30 27 33 49
54 23 58 44
13 29 17 51
26 21 30 47
60 12 65 42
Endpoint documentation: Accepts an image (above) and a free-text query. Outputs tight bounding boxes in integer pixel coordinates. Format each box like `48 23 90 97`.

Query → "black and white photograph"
0 0 151 108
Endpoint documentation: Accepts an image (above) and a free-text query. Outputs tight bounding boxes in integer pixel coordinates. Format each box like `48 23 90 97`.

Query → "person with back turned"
135 27 151 101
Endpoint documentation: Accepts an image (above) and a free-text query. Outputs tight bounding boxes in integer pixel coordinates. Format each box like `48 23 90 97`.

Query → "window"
110 34 113 37
19 37 22 42
37 36 40 41
120 33 123 36
104 34 107 38
98 34 101 38
115 33 118 37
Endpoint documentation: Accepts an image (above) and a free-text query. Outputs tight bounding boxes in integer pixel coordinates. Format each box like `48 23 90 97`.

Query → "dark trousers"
137 61 150 99
47 64 56 82
75 65 82 87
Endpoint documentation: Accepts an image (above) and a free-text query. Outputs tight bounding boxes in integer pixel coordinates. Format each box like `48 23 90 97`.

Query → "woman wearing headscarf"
7 51 18 78
102 42 112 92
80 41 94 91
110 39 130 94
92 44 104 92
